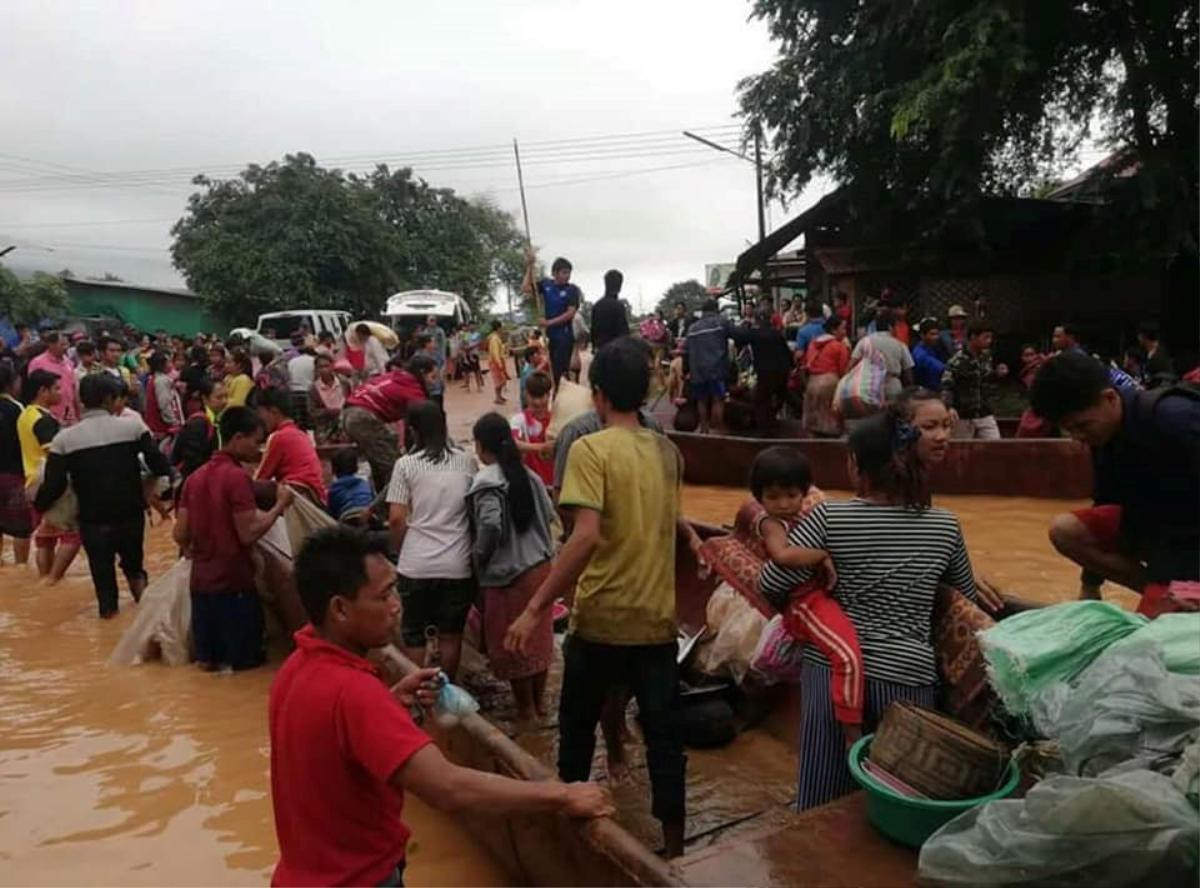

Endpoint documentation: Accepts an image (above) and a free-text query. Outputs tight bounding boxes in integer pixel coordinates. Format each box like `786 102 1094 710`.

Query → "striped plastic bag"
835 337 887 417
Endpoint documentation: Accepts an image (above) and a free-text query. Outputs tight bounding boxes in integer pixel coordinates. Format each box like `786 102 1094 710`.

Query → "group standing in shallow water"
0 259 1195 885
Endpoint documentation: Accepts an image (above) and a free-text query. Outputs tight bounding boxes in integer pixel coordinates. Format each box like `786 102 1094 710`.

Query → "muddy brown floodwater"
0 376 1136 887
0 519 509 887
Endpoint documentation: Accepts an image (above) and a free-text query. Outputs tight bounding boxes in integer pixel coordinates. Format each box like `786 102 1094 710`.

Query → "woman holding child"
760 403 996 810
469 413 557 722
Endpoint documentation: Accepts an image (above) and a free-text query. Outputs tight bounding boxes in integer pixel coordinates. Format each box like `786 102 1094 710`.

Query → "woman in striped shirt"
760 404 992 810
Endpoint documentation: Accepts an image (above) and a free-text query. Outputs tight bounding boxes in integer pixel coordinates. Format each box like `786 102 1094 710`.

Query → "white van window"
257 315 305 339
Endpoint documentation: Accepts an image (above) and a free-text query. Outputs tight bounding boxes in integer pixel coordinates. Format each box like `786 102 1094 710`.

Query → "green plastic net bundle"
979 601 1147 718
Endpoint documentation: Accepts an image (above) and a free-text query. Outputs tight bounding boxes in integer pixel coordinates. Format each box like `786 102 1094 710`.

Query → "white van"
382 290 472 330
255 310 351 347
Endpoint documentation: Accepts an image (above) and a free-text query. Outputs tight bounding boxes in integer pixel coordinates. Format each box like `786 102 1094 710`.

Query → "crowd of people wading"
0 245 1195 884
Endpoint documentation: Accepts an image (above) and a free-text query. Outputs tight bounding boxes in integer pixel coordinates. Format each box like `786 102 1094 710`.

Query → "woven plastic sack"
979 601 1147 717
834 337 887 417
547 379 593 438
109 558 193 667
917 767 1199 887
750 614 805 684
1107 613 1200 675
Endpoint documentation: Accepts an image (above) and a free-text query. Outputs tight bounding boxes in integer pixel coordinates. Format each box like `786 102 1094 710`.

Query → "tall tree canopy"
171 154 525 324
655 279 709 317
739 2 1198 247
0 265 69 325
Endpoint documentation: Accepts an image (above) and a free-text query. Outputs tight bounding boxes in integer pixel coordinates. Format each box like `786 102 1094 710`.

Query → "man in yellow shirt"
506 338 704 858
17 369 81 582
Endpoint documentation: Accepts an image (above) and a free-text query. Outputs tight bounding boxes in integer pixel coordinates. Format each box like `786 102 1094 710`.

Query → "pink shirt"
28 351 78 425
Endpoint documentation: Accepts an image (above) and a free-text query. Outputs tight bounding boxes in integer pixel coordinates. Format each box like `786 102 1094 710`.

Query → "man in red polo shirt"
255 386 328 504
271 526 613 887
175 406 294 671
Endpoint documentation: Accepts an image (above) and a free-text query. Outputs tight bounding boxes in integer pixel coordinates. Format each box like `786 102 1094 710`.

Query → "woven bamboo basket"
869 701 1008 800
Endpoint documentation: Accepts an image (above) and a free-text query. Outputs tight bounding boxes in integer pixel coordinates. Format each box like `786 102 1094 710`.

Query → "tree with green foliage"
654 279 709 318
0 264 70 325
171 154 525 325
738 1 1198 250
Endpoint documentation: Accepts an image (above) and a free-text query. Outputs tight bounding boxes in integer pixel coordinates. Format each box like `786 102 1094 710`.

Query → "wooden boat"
374 515 1036 887
666 430 1093 499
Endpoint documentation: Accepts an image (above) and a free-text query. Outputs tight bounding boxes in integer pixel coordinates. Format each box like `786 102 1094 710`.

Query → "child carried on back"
750 446 864 746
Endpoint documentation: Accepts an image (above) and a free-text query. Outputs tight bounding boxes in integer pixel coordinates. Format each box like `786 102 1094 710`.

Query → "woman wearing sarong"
760 405 1001 809
801 316 851 437
468 412 556 722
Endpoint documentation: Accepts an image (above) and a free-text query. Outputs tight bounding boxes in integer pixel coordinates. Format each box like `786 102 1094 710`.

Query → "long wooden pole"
513 138 532 246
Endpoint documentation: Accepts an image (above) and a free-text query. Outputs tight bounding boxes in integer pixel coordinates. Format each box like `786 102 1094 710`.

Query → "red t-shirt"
345 370 426 424
256 419 328 503
805 336 851 376
270 627 432 887
510 408 554 486
180 450 257 594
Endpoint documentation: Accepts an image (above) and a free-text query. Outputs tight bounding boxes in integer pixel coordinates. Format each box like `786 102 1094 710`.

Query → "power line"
0 124 746 194
0 153 743 248
0 216 174 229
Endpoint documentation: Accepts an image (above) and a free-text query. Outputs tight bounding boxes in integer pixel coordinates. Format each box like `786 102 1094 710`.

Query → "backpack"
835 337 888 417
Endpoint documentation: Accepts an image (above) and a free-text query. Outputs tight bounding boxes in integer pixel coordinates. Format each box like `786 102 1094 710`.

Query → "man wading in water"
506 338 706 858
269 526 613 887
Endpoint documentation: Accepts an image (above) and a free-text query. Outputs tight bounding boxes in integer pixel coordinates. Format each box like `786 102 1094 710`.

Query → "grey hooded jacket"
467 463 556 587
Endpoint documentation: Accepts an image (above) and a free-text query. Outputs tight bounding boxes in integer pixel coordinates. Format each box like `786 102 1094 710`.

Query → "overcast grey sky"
0 0 833 315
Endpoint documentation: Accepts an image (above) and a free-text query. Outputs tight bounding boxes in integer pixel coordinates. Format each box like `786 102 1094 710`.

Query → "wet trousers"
79 515 146 617
558 635 686 823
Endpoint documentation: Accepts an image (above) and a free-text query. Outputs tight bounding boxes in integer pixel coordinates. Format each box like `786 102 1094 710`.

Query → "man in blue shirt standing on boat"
523 249 580 388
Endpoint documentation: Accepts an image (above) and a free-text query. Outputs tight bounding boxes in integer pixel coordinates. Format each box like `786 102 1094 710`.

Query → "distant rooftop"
61 275 199 299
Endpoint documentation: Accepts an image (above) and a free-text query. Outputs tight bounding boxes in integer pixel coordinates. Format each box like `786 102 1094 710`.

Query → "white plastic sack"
918 768 1199 887
109 558 193 667
1031 642 1200 777
547 379 593 438
693 583 767 684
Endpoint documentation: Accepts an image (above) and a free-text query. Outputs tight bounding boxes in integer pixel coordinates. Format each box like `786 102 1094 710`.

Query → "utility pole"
753 128 766 243
682 130 767 243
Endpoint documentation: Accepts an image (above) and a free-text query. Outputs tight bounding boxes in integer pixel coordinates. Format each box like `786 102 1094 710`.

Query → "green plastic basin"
847 733 1019 848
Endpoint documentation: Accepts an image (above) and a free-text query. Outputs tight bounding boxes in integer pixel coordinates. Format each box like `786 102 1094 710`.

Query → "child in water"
751 446 865 746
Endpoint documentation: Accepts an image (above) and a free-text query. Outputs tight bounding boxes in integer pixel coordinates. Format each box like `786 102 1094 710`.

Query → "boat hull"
668 432 1093 499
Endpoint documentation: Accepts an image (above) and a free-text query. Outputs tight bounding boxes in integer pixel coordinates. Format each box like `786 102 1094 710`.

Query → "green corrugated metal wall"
65 281 223 336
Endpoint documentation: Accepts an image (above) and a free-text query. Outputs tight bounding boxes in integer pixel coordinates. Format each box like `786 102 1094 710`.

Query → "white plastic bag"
693 583 767 684
750 614 806 684
434 679 480 727
918 768 1200 887
1031 642 1200 776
